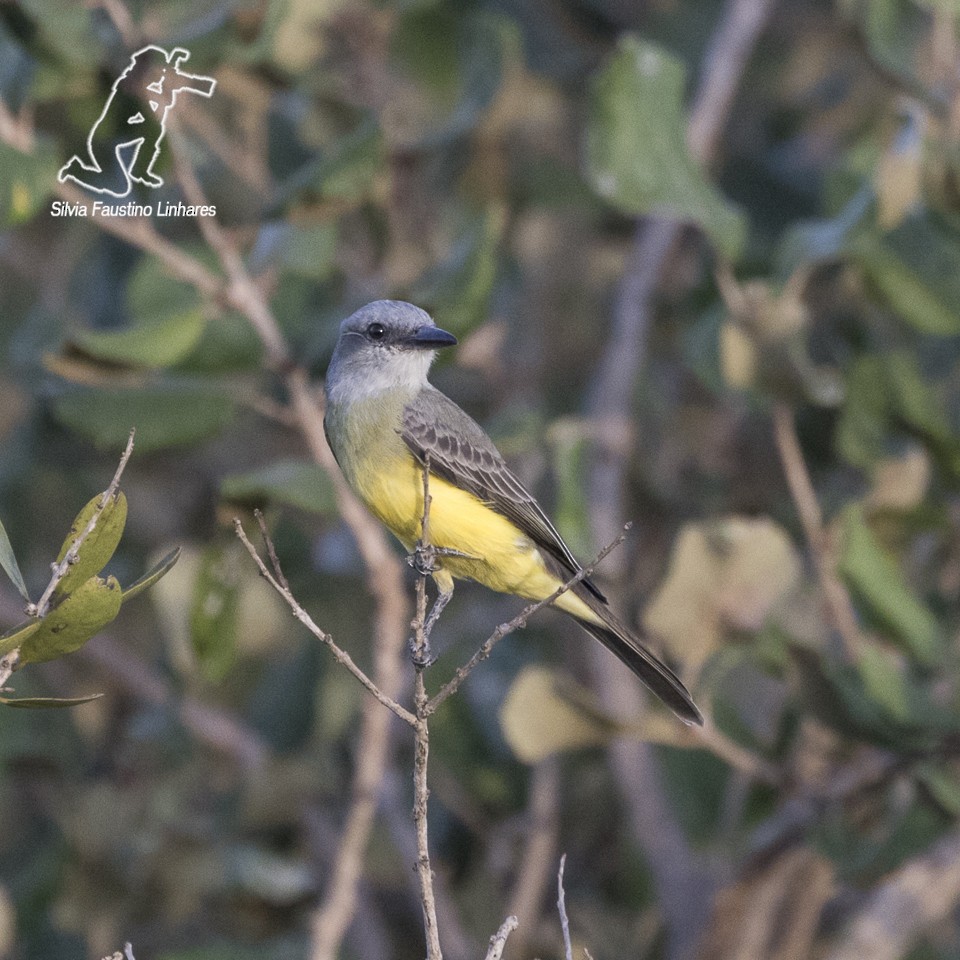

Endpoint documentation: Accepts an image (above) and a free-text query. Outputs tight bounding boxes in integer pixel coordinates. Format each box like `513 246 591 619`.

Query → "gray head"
325 301 457 404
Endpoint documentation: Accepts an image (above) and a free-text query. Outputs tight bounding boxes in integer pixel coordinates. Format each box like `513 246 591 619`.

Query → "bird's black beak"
406 325 458 350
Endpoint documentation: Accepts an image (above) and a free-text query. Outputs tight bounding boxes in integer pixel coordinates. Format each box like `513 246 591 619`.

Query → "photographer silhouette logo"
58 45 216 198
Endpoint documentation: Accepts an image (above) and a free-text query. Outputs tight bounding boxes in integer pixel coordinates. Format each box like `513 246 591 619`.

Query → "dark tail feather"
577 617 703 726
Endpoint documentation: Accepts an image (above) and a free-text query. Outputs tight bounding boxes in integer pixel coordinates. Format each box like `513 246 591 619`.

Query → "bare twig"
254 509 290 591
32 428 135 618
380 771 475 960
426 526 631 715
411 461 443 960
771 402 865 661
557 854 574 960
485 916 520 960
234 518 415 727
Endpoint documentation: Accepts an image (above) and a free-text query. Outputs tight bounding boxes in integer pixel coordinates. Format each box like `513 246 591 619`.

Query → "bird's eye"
366 322 386 341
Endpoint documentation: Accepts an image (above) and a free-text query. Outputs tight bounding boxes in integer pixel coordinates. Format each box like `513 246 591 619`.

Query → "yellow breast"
328 393 598 621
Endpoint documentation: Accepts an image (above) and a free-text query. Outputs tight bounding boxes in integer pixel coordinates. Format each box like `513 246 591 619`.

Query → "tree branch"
411 459 443 960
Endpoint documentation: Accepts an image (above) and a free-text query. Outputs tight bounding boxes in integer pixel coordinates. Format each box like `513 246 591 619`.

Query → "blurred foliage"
2 0 960 959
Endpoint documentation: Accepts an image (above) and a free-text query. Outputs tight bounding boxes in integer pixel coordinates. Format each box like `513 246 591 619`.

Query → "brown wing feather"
401 387 606 603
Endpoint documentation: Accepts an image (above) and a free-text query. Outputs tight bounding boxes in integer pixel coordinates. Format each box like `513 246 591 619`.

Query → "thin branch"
411 459 443 960
233 518 416 727
484 916 519 960
380 771 476 960
771 402 865 661
32 428 135 618
254 509 290 592
426 525 631 715
557 854 574 960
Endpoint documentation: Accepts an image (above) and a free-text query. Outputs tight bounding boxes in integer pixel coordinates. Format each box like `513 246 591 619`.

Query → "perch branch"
411 460 443 960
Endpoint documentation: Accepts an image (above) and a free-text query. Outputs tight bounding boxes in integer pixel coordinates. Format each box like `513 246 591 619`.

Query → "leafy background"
3 0 960 958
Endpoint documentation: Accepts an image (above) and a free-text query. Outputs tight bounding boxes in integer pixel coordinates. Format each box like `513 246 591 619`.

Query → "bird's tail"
574 614 703 726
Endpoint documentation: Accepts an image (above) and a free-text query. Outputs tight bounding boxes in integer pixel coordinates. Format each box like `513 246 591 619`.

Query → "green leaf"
121 546 181 604
221 460 336 516
883 351 952 442
854 213 960 335
838 506 941 665
858 644 911 722
19 575 123 664
836 351 960 469
0 618 42 658
0 693 103 708
190 546 239 683
52 491 127 599
69 309 207 368
0 515 29 601
836 355 890 467
17 0 104 65
52 385 236 453
585 35 746 258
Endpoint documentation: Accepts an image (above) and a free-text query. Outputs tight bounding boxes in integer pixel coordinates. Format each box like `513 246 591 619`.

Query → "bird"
323 300 702 725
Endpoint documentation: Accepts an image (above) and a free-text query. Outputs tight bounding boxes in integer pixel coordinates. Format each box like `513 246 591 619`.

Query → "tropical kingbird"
323 300 702 725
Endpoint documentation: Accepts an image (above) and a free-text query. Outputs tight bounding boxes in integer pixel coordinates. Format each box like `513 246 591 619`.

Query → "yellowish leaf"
645 517 801 666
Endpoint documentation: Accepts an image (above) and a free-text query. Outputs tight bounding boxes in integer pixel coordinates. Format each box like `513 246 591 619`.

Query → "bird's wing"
401 387 606 603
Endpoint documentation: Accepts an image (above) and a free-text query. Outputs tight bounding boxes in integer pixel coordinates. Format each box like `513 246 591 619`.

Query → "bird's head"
325 301 457 402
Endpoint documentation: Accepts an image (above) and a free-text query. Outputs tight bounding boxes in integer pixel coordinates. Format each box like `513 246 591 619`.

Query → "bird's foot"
408 543 477 577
